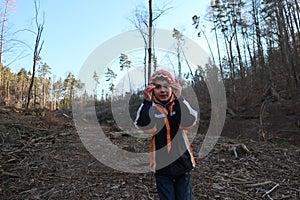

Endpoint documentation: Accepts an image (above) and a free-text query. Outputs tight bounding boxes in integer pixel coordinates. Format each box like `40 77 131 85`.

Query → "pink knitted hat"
149 70 174 84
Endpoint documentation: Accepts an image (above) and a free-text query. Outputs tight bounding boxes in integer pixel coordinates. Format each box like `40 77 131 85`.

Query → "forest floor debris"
0 108 299 199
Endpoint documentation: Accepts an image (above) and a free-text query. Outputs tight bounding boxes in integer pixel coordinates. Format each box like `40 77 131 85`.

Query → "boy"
135 70 198 200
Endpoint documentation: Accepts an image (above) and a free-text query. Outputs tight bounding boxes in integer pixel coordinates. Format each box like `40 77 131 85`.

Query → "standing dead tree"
26 0 44 110
0 0 16 64
147 0 153 83
129 0 172 85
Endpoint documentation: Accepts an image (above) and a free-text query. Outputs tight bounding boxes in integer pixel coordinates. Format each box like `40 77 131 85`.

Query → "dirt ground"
0 103 299 200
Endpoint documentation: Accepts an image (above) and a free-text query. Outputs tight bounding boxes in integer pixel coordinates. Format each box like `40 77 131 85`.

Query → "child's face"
153 80 172 102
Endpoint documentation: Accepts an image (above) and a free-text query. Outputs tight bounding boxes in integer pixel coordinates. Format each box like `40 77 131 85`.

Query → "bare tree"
26 0 44 110
147 0 153 83
0 0 16 64
129 0 172 85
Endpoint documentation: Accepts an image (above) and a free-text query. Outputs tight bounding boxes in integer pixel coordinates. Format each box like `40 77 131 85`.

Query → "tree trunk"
276 1 294 90
26 0 44 110
147 0 153 83
213 21 223 79
144 47 147 86
242 29 254 76
0 0 9 64
294 0 300 33
283 0 299 85
0 0 16 65
233 23 244 78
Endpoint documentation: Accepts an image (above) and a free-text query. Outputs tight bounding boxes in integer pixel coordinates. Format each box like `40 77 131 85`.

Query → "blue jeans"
155 173 192 200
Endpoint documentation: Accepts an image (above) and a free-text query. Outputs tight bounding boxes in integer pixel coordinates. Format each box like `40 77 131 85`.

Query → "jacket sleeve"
178 97 198 130
134 99 157 133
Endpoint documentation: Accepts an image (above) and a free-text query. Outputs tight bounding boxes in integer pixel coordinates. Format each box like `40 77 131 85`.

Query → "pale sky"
5 0 211 79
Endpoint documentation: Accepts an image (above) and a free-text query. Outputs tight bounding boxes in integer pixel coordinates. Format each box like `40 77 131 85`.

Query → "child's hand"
143 84 155 101
171 80 182 99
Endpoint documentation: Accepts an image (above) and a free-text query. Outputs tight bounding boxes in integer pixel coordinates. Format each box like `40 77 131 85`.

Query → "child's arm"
178 98 198 130
135 85 157 133
135 100 157 133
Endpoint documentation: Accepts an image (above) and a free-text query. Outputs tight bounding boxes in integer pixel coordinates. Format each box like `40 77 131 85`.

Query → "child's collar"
153 94 175 107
